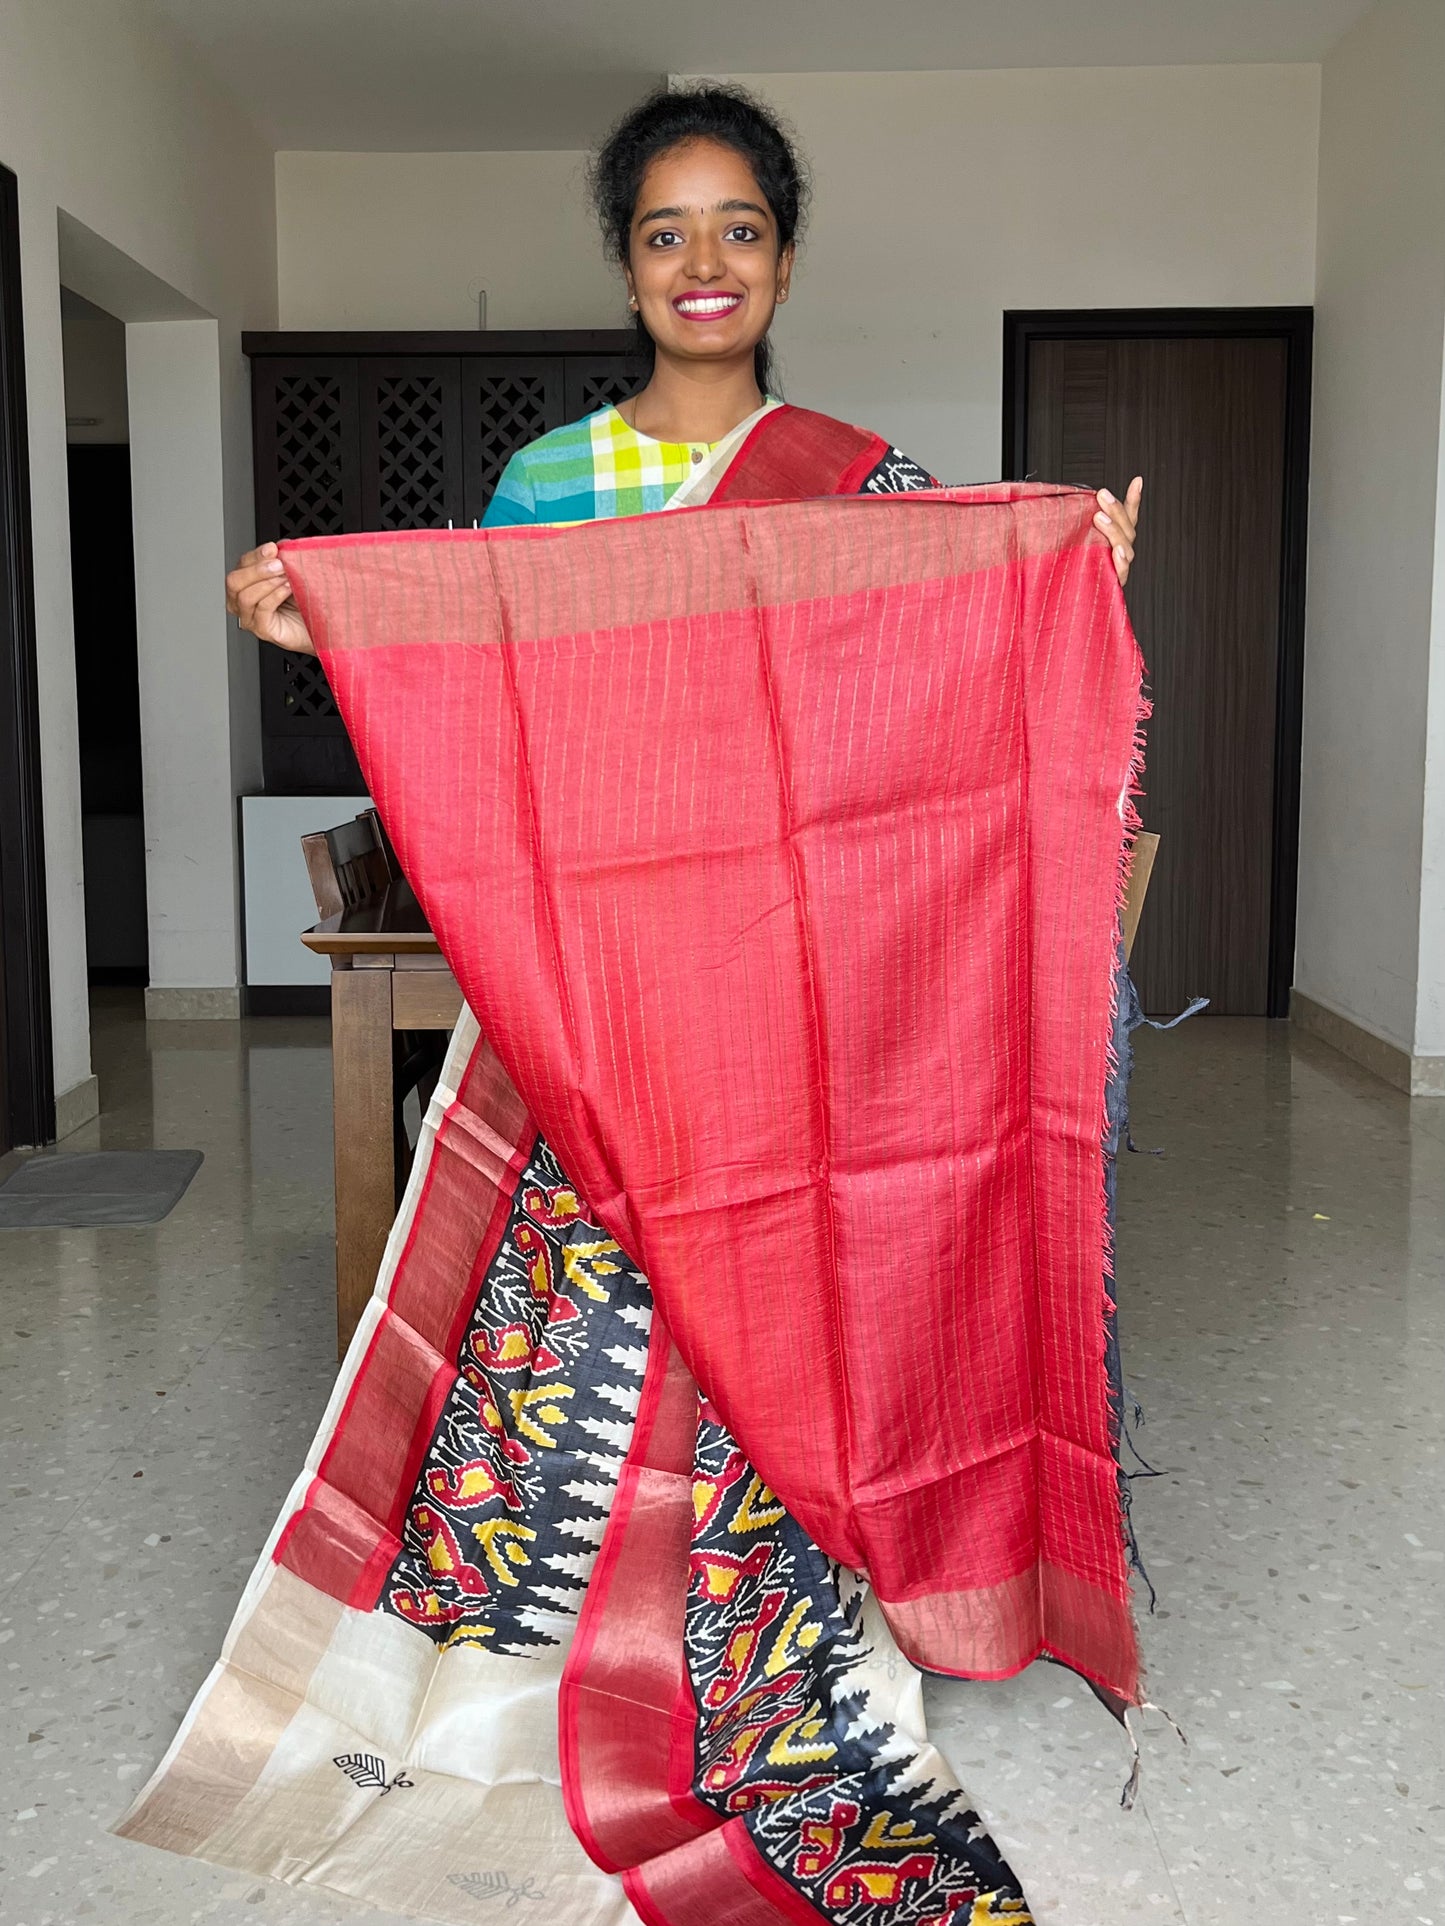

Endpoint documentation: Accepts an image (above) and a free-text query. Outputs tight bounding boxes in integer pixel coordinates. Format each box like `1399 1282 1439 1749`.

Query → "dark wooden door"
1018 328 1302 1016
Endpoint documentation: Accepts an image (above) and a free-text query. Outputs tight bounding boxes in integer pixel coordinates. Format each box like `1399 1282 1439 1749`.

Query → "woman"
209 87 1145 1926
227 88 1140 635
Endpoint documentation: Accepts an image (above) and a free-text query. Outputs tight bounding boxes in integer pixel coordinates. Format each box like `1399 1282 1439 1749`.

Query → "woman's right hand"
226 543 316 656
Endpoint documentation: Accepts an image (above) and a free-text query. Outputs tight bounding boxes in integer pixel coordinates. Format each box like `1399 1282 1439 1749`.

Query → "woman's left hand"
1095 475 1143 586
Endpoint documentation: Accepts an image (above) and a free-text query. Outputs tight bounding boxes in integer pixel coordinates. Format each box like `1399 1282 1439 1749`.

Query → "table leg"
329 964 395 1357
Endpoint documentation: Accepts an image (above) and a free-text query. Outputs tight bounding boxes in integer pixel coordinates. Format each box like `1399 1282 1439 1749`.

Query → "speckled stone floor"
1 993 1442 1926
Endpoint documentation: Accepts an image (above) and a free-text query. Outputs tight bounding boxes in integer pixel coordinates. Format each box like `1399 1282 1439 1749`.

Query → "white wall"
1294 0 1445 1062
276 67 1321 487
129 322 248 1000
0 0 277 1111
691 67 1320 483
277 150 617 331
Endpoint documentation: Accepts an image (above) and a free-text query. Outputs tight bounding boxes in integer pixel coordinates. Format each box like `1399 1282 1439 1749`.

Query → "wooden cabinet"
245 330 639 792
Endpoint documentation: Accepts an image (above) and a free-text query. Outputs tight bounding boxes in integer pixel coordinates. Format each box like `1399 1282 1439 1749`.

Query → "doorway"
1003 308 1312 1017
0 162 54 1153
61 290 147 989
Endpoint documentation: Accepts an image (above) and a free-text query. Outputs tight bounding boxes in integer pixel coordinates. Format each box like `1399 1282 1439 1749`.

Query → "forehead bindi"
633 141 772 227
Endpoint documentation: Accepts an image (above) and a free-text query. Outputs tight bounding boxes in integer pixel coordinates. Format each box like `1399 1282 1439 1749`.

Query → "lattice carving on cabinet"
471 373 554 504
275 374 347 537
576 368 638 417
280 651 340 723
375 375 450 527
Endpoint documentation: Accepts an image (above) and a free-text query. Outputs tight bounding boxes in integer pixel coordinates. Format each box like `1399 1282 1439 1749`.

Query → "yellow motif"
493 1327 532 1366
731 1475 786 1534
509 1382 575 1447
971 1900 1033 1923
472 1518 537 1586
764 1597 824 1677
766 1703 836 1766
844 1870 905 1902
562 1240 622 1301
693 1479 720 1526
861 1812 936 1852
442 1623 496 1650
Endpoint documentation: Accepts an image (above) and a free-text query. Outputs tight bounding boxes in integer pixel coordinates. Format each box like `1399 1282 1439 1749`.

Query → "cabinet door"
359 356 465 529
461 357 565 522
250 357 363 785
252 356 362 541
564 354 643 421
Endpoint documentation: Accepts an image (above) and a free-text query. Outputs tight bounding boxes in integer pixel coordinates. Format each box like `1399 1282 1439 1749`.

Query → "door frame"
0 163 55 1145
1001 306 1313 1019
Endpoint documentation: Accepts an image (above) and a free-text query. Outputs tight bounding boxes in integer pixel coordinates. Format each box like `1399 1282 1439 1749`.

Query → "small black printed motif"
331 1752 413 1796
860 447 939 494
447 1871 546 1907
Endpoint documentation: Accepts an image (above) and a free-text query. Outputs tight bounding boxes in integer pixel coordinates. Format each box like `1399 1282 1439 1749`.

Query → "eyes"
644 223 762 249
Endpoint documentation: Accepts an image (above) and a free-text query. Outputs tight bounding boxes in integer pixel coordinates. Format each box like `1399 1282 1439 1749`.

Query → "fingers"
234 575 296 640
226 550 288 618
1094 480 1141 587
1093 504 1135 560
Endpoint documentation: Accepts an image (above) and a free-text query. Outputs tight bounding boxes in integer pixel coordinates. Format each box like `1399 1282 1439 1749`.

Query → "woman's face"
625 138 792 378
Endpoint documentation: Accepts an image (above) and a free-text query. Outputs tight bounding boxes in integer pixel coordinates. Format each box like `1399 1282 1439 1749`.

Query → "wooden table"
304 842 1161 1357
302 882 464 1354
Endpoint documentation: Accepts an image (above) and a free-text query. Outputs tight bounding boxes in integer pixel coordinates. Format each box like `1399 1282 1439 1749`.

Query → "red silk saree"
119 410 1147 1926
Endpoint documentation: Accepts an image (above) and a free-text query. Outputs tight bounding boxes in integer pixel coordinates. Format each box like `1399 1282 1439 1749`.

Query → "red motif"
687 1541 772 1604
824 1854 939 1907
459 1369 531 1465
719 1773 832 1814
794 1801 861 1877
424 1458 522 1513
700 1587 787 1709
387 1584 474 1629
919 1893 981 1926
408 1502 490 1596
695 1679 799 1794
690 1447 749 1535
468 1323 536 1373
512 1221 554 1298
521 1181 584 1227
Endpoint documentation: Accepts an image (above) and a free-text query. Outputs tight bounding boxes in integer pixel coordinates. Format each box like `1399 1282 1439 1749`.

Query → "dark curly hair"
589 84 809 398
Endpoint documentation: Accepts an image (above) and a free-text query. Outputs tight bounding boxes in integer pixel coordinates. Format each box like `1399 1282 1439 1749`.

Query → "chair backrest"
1122 831 1160 960
301 809 395 920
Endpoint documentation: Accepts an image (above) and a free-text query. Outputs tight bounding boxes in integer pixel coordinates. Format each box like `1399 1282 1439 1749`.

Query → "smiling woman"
197 81 1155 1926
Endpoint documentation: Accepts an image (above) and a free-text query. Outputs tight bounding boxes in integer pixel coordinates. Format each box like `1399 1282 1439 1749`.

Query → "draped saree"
117 404 1149 1926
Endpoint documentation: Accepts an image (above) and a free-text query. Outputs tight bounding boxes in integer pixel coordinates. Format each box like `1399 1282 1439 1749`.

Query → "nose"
685 230 725 282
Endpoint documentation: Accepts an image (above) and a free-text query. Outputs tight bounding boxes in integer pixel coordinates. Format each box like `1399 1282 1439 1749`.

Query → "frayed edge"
1101 686 1152 1282
1120 1702 1188 1810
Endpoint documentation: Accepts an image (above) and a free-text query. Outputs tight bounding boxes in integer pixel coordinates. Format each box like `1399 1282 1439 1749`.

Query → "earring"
628 295 639 311
778 289 789 303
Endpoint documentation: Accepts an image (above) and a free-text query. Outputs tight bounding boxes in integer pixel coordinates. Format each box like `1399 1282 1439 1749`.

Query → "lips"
672 292 744 320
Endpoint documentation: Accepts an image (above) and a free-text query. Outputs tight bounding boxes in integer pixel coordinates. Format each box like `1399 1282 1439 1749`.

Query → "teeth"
677 296 740 313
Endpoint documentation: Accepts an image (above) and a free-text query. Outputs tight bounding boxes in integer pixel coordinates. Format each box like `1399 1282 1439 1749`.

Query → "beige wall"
276 150 616 331
683 66 1320 483
1295 0 1445 1062
276 66 1321 487
0 0 277 1110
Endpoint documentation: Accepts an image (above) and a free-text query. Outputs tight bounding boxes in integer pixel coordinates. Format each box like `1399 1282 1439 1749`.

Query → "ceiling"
148 0 1375 151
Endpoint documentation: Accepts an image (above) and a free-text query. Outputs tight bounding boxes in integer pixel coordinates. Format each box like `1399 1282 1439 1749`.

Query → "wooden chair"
302 810 446 1195
300 808 395 921
1122 830 1159 961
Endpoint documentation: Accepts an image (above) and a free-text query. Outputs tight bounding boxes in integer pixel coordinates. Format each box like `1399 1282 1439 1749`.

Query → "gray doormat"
0 1150 204 1228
